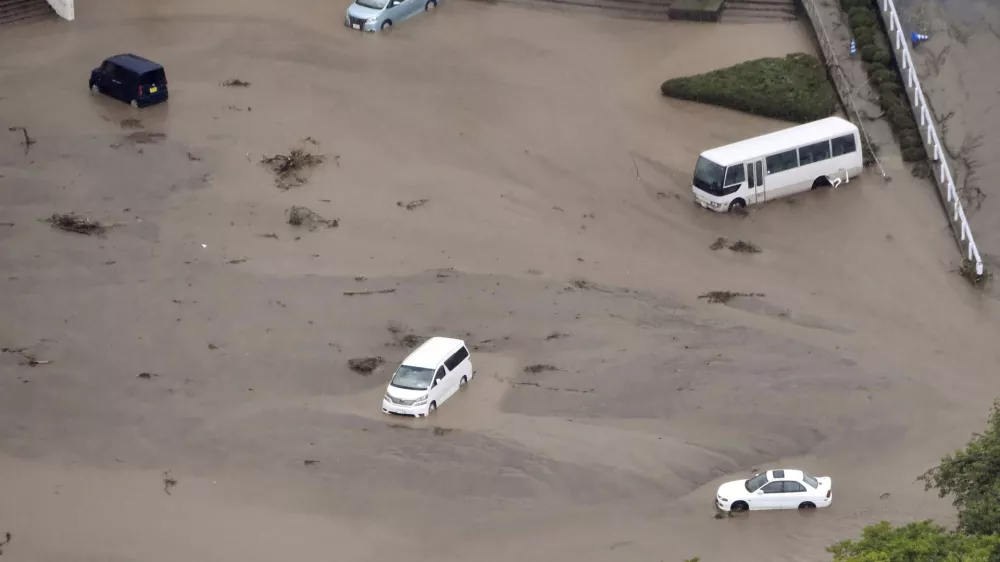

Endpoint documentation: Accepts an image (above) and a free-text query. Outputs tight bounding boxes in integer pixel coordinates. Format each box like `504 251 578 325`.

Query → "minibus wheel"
728 199 746 212
811 176 832 189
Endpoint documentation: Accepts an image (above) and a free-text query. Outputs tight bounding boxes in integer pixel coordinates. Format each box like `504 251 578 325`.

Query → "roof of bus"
701 117 858 167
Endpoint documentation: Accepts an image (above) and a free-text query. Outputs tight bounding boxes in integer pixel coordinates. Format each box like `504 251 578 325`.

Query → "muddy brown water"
2 1 999 560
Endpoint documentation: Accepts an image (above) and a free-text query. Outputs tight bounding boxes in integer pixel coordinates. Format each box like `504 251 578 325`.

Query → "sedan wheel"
798 502 816 509
731 501 749 512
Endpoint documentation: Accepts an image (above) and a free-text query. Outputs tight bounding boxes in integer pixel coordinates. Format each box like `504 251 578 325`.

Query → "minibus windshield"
693 156 725 196
390 365 434 391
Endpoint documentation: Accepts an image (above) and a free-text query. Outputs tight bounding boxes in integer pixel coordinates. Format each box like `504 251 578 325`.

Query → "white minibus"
691 116 864 213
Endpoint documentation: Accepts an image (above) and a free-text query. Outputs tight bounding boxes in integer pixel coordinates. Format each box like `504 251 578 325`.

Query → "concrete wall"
47 0 74 20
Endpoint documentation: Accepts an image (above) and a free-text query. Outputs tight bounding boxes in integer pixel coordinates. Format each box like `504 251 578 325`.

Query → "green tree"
919 399 1000 535
827 520 1000 561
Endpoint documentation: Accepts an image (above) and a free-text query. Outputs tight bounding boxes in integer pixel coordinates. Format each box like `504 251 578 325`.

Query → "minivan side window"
444 346 469 371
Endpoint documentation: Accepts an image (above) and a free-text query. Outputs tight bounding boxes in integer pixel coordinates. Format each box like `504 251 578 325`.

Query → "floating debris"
286 206 339 231
343 288 395 296
698 291 765 304
728 240 761 253
45 213 106 235
221 78 251 87
348 356 385 375
397 199 429 210
261 147 325 189
524 364 557 374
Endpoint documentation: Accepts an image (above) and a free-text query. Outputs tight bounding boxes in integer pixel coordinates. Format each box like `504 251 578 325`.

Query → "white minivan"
382 337 472 416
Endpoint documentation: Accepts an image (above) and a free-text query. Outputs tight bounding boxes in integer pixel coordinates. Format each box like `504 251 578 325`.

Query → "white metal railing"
878 0 984 276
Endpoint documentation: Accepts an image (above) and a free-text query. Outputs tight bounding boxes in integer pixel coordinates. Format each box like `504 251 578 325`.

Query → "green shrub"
849 11 876 29
878 81 901 97
871 48 892 66
902 147 927 162
853 26 876 46
871 68 897 86
860 44 878 62
899 132 923 150
660 53 838 123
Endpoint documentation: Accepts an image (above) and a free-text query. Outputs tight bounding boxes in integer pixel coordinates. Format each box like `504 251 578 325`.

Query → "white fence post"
873 0 986 276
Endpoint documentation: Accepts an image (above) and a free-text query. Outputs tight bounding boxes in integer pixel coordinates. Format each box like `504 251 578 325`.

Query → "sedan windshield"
390 365 434 391
745 473 769 493
693 156 725 196
356 0 389 9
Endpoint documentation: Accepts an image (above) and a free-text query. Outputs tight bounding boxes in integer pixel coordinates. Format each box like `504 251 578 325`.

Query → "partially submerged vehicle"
382 337 472 416
716 469 833 512
345 0 439 32
691 116 863 212
89 53 168 108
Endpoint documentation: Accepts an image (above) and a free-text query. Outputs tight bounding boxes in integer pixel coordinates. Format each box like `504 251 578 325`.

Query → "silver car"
344 0 438 32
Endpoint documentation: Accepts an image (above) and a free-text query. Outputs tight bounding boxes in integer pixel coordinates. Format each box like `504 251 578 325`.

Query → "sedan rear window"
802 472 819 488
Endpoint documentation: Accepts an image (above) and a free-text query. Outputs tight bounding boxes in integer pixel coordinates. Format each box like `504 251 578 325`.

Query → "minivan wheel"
425 0 436 10
90 84 99 94
459 376 468 389
731 501 749 512
798 502 816 509
728 199 747 212
381 20 392 30
130 99 139 108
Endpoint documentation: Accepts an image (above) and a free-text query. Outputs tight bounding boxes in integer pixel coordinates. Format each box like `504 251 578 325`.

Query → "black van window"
140 68 166 85
101 61 119 78
444 346 469 371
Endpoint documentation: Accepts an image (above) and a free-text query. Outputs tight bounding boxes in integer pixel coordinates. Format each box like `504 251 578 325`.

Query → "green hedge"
841 0 927 162
659 53 838 124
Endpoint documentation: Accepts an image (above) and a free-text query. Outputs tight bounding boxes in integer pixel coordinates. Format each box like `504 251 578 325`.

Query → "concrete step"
0 0 55 25
721 0 798 22
477 0 674 20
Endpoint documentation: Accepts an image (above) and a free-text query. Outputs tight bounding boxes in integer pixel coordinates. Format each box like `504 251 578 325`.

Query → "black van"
89 54 168 108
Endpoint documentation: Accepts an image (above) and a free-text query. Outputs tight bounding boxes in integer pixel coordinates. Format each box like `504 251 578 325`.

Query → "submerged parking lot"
2 0 1000 559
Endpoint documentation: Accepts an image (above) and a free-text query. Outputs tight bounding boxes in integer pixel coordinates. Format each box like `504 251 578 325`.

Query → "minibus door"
747 160 765 204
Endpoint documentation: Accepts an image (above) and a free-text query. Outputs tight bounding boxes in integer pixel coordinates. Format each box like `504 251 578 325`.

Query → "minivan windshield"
390 365 434 391
355 0 390 9
692 156 726 196
745 473 768 493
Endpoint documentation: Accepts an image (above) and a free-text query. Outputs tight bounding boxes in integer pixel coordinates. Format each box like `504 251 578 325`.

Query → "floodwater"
2 1 999 560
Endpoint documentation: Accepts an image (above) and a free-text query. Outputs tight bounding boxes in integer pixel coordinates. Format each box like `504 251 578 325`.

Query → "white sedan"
715 469 832 512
